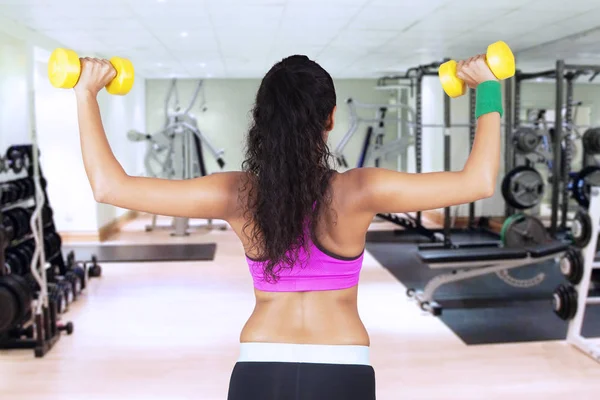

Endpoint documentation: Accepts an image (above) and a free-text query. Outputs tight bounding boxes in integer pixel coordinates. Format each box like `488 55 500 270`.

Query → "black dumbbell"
44 232 57 255
4 147 28 174
71 264 86 290
44 232 62 256
13 180 28 201
42 207 54 225
0 183 10 205
4 251 24 275
57 321 74 335
16 209 32 238
56 279 74 306
87 255 102 278
1 214 16 242
52 233 62 254
5 208 30 241
64 271 82 297
48 284 67 314
18 178 34 199
23 273 41 292
3 212 20 241
0 182 21 205
15 247 33 273
6 248 28 275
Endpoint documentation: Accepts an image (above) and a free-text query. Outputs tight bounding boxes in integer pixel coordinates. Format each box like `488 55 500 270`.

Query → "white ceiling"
1 0 600 79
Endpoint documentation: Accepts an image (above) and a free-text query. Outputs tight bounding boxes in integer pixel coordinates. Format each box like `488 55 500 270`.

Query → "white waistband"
238 343 370 366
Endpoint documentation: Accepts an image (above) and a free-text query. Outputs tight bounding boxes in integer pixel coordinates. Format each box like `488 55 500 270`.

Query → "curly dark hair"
241 55 337 283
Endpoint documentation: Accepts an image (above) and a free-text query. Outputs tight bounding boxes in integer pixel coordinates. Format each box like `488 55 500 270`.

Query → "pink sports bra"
246 234 364 292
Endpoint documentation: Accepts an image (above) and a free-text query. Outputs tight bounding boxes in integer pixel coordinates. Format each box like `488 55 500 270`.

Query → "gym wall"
145 78 394 172
0 31 29 163
0 18 147 237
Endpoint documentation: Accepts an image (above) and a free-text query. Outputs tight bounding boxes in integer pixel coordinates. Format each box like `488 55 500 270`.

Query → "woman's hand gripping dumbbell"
439 41 515 97
47 48 135 96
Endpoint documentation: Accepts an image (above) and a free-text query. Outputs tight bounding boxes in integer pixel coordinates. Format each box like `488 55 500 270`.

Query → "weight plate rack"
0 144 101 357
554 186 600 363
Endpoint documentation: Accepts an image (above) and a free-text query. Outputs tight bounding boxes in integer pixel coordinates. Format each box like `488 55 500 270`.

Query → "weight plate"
583 127 600 155
514 127 541 154
502 214 549 248
571 209 592 248
553 284 578 321
573 166 600 208
500 214 521 244
559 252 572 276
560 247 584 285
502 166 545 210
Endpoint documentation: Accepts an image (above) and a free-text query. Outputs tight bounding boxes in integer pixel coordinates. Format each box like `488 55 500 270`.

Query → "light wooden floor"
1 215 599 400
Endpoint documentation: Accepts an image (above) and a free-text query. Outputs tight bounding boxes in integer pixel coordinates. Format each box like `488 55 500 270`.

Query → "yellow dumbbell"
439 41 515 98
47 48 135 96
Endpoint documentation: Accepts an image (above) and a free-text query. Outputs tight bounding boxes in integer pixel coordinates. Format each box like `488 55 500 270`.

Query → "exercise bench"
409 241 569 315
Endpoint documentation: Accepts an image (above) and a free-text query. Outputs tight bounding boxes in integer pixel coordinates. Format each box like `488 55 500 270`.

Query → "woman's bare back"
227 172 374 345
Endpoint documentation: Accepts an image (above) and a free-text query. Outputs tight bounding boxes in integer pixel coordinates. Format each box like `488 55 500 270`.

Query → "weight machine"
127 79 227 236
333 98 415 169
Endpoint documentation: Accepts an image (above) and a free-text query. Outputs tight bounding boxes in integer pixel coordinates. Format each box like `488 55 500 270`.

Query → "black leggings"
227 362 376 400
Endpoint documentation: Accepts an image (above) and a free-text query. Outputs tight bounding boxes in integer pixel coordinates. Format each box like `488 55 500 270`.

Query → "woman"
73 54 500 399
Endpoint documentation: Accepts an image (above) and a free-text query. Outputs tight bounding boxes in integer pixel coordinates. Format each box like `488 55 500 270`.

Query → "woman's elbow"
92 186 109 203
478 177 496 199
480 185 495 199
463 171 496 200
91 174 125 204
92 180 116 204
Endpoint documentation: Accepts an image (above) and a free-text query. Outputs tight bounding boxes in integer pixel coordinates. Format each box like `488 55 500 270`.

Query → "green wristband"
475 80 503 118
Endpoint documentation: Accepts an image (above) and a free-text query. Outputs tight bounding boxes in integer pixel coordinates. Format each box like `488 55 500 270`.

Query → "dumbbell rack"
564 186 600 362
0 145 80 357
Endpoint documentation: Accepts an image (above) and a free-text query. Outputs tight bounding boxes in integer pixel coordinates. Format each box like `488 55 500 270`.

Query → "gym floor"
1 216 598 400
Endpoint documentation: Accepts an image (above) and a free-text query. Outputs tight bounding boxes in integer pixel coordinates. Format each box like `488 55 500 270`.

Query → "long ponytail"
241 55 337 283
